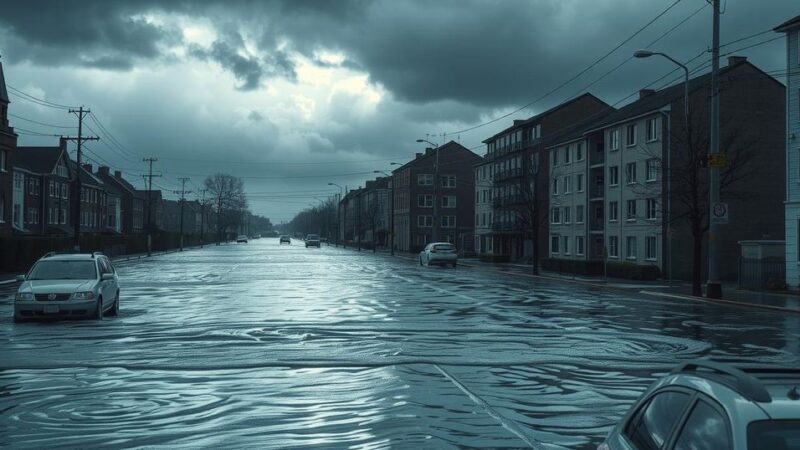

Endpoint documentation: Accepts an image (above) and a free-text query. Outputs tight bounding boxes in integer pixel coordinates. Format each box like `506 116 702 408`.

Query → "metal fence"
738 258 785 290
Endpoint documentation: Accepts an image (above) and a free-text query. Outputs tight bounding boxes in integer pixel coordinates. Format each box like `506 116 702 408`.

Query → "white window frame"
417 194 433 208
626 236 637 260
441 175 457 188
576 205 585 224
551 235 560 254
563 146 571 164
626 124 637 147
417 174 433 186
563 206 571 224
417 215 433 227
441 195 456 208
564 175 572 193
609 201 619 222
552 178 559 195
646 158 659 182
576 174 584 192
576 236 585 256
608 236 619 258
626 162 637 184
563 235 570 255
646 117 659 142
609 129 620 151
645 236 657 260
576 142 584 162
609 166 619 186
626 199 637 221
441 215 456 228
646 198 657 220
551 207 561 224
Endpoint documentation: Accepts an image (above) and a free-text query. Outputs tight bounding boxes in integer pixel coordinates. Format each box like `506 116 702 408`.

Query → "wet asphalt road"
1 239 799 449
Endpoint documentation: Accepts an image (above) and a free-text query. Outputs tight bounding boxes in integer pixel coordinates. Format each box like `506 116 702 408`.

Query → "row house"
162 198 203 234
548 56 785 281
776 16 800 288
95 166 146 234
72 163 109 234
0 59 17 236
392 141 481 253
475 93 611 261
339 186 363 243
12 140 73 235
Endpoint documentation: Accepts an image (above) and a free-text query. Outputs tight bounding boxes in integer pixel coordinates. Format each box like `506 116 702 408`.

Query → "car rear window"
308 235 319 239
28 260 97 280
748 420 800 450
433 244 454 251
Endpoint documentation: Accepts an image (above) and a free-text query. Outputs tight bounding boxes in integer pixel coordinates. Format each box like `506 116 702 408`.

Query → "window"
646 117 659 142
626 124 636 147
608 236 619 258
609 166 619 186
551 149 558 166
576 236 585 255
417 174 433 186
0 194 4 223
646 159 659 181
552 177 559 195
442 195 456 208
645 236 657 260
441 215 456 228
62 183 68 199
551 235 559 254
60 208 66 225
576 205 584 223
417 194 433 208
626 236 637 259
48 207 54 224
646 198 657 220
673 401 731 450
563 175 571 193
627 199 637 220
50 181 56 197
551 207 561 224
624 391 691 450
609 129 620 150
576 174 584 192
562 236 570 255
625 162 637 184
13 204 20 225
441 175 456 188
417 215 433 227
576 142 584 161
563 146 571 164
609 201 619 222
56 162 68 178
563 206 571 224
0 149 5 172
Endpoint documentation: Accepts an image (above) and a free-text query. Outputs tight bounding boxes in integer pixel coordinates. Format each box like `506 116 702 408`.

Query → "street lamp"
634 49 690 290
375 170 395 256
329 182 344 248
416 139 440 242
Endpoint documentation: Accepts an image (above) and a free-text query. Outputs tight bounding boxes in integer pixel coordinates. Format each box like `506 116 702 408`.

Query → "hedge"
541 258 661 281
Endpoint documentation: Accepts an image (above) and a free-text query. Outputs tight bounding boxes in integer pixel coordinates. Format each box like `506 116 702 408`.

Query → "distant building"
95 166 146 234
71 163 108 234
0 58 17 236
12 139 73 235
775 15 800 288
392 141 482 253
473 159 494 255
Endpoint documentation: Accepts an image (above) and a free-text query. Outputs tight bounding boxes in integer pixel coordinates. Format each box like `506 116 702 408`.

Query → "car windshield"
27 260 97 280
748 420 800 449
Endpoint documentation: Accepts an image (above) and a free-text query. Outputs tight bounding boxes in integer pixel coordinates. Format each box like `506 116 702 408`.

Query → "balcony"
493 168 524 183
492 194 527 208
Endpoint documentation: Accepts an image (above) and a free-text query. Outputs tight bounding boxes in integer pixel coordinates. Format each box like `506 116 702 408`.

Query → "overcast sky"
1 0 796 223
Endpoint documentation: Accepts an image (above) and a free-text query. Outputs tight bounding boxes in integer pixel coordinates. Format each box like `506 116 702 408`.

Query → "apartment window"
563 206 571 224
646 198 658 220
626 236 637 259
442 195 456 208
609 201 619 222
576 205 584 223
60 208 67 225
626 199 637 221
564 175 572 193
609 166 619 186
417 174 433 186
608 236 619 258
625 162 637 184
626 124 637 147
417 215 433 227
646 117 659 142
551 207 561 224
13 204 20 225
551 149 558 166
441 175 456 188
576 236 585 256
576 174 584 192
645 236 657 260
417 194 433 208
56 163 68 178
551 235 560 254
576 142 584 161
48 207 54 224
563 146 571 164
563 236 570 255
0 149 6 172
609 129 620 151
646 159 659 181
13 172 22 190
552 177 559 195
441 215 456 228
62 183 68 199
49 181 56 197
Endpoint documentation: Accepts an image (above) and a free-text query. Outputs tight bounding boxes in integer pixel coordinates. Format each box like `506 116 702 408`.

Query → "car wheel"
93 297 104 320
108 291 119 317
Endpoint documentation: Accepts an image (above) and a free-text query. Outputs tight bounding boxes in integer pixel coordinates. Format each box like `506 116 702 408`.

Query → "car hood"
21 279 95 293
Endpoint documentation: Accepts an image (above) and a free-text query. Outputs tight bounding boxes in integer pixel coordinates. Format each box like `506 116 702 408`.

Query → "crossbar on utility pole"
173 177 192 251
65 106 99 252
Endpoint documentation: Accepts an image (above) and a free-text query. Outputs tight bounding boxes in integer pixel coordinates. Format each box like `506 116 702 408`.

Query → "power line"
6 85 77 110
8 113 76 129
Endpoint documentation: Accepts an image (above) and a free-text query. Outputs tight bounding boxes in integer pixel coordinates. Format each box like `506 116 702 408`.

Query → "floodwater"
1 240 798 449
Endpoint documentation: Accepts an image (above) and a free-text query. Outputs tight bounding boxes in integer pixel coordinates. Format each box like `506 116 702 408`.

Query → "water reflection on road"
1 240 798 448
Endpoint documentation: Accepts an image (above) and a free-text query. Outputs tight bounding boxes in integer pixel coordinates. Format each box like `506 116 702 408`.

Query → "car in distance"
236 235 248 243
305 234 321 248
279 235 291 244
14 252 120 322
598 359 800 450
419 242 458 267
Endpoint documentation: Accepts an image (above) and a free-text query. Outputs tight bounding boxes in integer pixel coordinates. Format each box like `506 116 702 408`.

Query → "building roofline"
774 14 800 32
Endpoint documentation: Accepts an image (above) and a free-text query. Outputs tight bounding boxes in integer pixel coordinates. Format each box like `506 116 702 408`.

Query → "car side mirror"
15 275 25 282
101 273 114 281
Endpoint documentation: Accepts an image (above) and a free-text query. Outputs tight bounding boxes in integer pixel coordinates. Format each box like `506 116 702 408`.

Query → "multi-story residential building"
361 177 391 247
12 139 73 235
138 189 163 231
0 59 17 236
339 187 363 244
72 163 108 234
478 93 611 262
473 159 494 255
776 15 800 288
548 56 785 281
162 198 204 234
392 141 481 253
95 166 146 234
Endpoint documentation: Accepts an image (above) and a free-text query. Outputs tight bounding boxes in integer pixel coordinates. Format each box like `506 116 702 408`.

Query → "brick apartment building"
95 166 146 234
0 59 17 236
73 163 108 234
12 140 73 235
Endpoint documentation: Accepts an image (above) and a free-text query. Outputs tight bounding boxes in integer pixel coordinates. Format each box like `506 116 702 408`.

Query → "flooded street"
2 239 799 449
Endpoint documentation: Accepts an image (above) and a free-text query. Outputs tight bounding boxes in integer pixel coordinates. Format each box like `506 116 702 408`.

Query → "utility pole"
142 157 161 256
173 177 192 252
706 0 722 299
199 188 207 248
65 106 98 251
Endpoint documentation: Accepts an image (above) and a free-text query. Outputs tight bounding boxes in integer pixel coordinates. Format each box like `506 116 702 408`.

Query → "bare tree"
514 150 555 275
204 173 246 245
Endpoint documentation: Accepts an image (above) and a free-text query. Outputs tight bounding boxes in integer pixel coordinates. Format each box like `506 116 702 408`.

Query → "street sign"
708 153 727 169
711 202 728 224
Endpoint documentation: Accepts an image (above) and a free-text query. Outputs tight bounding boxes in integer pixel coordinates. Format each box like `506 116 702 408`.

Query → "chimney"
415 152 423 159
639 89 655 99
82 163 92 173
513 119 525 126
425 147 434 156
114 170 122 179
98 166 110 176
727 55 747 66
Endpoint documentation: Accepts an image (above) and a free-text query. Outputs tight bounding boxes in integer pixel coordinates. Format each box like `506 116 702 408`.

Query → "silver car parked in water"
419 242 458 267
14 252 120 322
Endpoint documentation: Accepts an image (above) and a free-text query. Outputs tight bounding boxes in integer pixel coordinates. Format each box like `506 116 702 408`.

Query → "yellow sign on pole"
708 153 726 168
